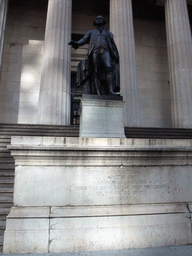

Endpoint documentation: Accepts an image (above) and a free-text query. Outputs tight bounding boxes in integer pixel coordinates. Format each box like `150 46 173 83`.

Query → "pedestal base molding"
4 204 191 254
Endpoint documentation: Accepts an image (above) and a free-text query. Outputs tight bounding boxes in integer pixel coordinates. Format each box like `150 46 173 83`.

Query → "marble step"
0 171 14 177
0 154 12 159
0 124 79 132
0 124 79 138
0 180 14 185
0 202 13 208
0 144 10 148
0 194 13 203
1 124 192 139
0 158 14 163
0 124 78 129
124 127 192 139
0 149 9 152
0 139 11 143
0 164 15 170
0 184 13 191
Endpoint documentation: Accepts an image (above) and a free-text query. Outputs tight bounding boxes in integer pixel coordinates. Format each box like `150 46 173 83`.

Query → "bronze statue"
69 15 120 96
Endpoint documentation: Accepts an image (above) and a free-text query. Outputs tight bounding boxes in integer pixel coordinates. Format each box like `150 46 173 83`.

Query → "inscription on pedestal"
14 166 191 206
71 167 185 204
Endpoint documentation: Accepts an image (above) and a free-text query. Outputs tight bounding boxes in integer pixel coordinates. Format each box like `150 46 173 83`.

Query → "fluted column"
110 0 140 127
0 0 8 74
165 0 192 128
38 0 72 125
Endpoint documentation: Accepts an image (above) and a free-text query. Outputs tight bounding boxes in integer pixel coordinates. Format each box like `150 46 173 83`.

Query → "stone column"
0 0 8 73
38 0 72 125
110 0 140 127
165 0 192 128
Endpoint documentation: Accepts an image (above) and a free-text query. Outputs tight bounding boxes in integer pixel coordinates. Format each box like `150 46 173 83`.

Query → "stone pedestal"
79 95 125 138
3 136 192 253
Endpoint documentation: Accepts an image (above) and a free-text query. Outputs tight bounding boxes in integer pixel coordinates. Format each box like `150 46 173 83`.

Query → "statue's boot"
106 72 116 96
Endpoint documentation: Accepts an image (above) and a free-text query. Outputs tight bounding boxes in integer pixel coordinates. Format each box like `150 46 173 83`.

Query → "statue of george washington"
69 15 120 96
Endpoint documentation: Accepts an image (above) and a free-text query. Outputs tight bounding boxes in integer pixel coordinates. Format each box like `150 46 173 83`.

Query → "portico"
37 0 192 128
0 0 192 127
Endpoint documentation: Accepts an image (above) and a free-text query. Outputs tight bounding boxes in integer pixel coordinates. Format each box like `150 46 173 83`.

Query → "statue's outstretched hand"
69 40 79 50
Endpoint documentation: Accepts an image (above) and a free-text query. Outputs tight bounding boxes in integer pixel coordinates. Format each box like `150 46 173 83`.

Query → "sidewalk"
1 245 192 256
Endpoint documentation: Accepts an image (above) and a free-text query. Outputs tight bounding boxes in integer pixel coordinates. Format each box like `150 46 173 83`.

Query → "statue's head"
93 15 106 26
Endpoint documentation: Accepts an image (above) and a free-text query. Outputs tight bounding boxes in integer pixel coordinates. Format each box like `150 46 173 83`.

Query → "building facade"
2 1 192 253
0 0 192 128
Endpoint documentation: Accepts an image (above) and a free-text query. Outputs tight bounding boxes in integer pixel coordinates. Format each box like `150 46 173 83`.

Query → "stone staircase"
0 124 79 252
125 127 192 139
0 136 13 253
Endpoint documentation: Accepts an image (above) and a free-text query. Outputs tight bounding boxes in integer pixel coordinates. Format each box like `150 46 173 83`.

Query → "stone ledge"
7 203 189 219
9 136 192 147
8 207 50 218
7 143 192 166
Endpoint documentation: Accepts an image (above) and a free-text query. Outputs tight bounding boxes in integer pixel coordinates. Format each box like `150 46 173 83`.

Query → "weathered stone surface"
8 207 50 218
10 136 192 147
3 230 49 254
50 203 188 217
4 209 191 253
8 137 192 169
6 219 49 231
13 165 192 207
49 214 191 252
5 203 188 218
